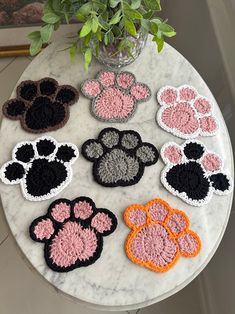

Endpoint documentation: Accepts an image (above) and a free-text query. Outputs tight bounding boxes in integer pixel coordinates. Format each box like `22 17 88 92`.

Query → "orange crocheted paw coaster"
124 199 201 273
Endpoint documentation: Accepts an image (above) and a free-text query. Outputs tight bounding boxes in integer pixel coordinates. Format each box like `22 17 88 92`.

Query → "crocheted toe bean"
81 70 151 122
178 231 201 257
17 80 38 101
2 78 79 133
157 86 178 106
0 136 79 201
124 198 201 273
178 85 197 102
124 204 148 229
209 173 233 195
82 128 159 187
30 197 117 272
38 77 58 96
161 139 233 206
3 99 27 120
146 199 171 222
157 85 219 139
161 143 183 165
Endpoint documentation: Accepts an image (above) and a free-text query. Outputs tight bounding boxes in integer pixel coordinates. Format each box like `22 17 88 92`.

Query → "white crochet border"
156 84 219 139
160 139 233 207
0 136 79 202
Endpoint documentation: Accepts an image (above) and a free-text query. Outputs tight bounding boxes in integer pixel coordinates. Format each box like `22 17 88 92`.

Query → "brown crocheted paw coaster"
3 77 79 133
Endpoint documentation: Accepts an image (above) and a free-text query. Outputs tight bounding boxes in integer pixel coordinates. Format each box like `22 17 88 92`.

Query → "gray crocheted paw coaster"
82 127 159 187
81 70 151 123
3 77 79 133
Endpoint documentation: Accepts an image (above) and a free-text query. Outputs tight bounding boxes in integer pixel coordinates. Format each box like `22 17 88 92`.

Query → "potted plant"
28 0 176 70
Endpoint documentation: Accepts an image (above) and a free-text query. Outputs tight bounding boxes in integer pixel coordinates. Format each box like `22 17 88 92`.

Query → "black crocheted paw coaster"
82 127 159 187
161 140 233 206
0 136 79 201
3 77 79 133
81 70 151 122
29 196 117 272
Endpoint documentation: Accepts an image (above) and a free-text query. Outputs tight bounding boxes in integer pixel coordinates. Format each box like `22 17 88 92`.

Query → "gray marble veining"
0 37 233 311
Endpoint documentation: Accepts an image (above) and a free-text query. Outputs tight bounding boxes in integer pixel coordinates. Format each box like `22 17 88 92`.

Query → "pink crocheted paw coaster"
30 197 117 272
156 85 219 139
81 70 151 122
161 140 233 206
124 198 201 273
2 77 79 133
0 136 79 201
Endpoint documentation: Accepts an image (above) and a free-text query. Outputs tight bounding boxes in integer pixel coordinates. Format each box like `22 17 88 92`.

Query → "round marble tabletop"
0 37 234 311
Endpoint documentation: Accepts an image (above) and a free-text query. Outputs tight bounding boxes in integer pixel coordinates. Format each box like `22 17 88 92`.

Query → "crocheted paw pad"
81 70 151 122
124 198 201 273
30 197 117 272
2 77 79 133
0 136 79 201
82 127 159 187
156 85 218 139
161 140 233 206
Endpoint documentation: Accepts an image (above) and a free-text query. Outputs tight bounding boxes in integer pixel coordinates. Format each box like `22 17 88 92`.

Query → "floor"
0 45 234 314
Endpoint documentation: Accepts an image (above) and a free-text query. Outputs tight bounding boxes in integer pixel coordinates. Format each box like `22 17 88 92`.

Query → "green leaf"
109 0 120 8
104 32 109 45
91 16 99 33
109 9 122 25
123 2 143 19
76 12 86 22
112 25 122 37
125 9 142 19
150 21 158 35
80 20 92 38
141 19 150 32
40 24 54 43
28 31 41 41
98 17 109 30
83 47 92 71
76 3 92 17
158 23 174 33
29 38 43 56
131 0 141 10
143 0 161 11
124 17 137 36
153 35 164 52
41 13 61 24
69 44 77 63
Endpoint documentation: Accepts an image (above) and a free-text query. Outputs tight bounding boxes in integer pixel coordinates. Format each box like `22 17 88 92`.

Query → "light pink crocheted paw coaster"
30 196 117 272
124 198 201 273
161 140 233 206
81 70 151 122
156 85 219 139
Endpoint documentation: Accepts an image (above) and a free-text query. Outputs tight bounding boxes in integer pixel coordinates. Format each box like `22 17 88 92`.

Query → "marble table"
0 37 234 311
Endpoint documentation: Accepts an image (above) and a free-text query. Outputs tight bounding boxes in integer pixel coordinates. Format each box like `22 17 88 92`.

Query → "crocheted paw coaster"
81 70 151 122
29 196 117 272
2 77 79 133
161 140 233 206
0 136 79 201
82 127 159 187
156 85 219 139
124 198 201 273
